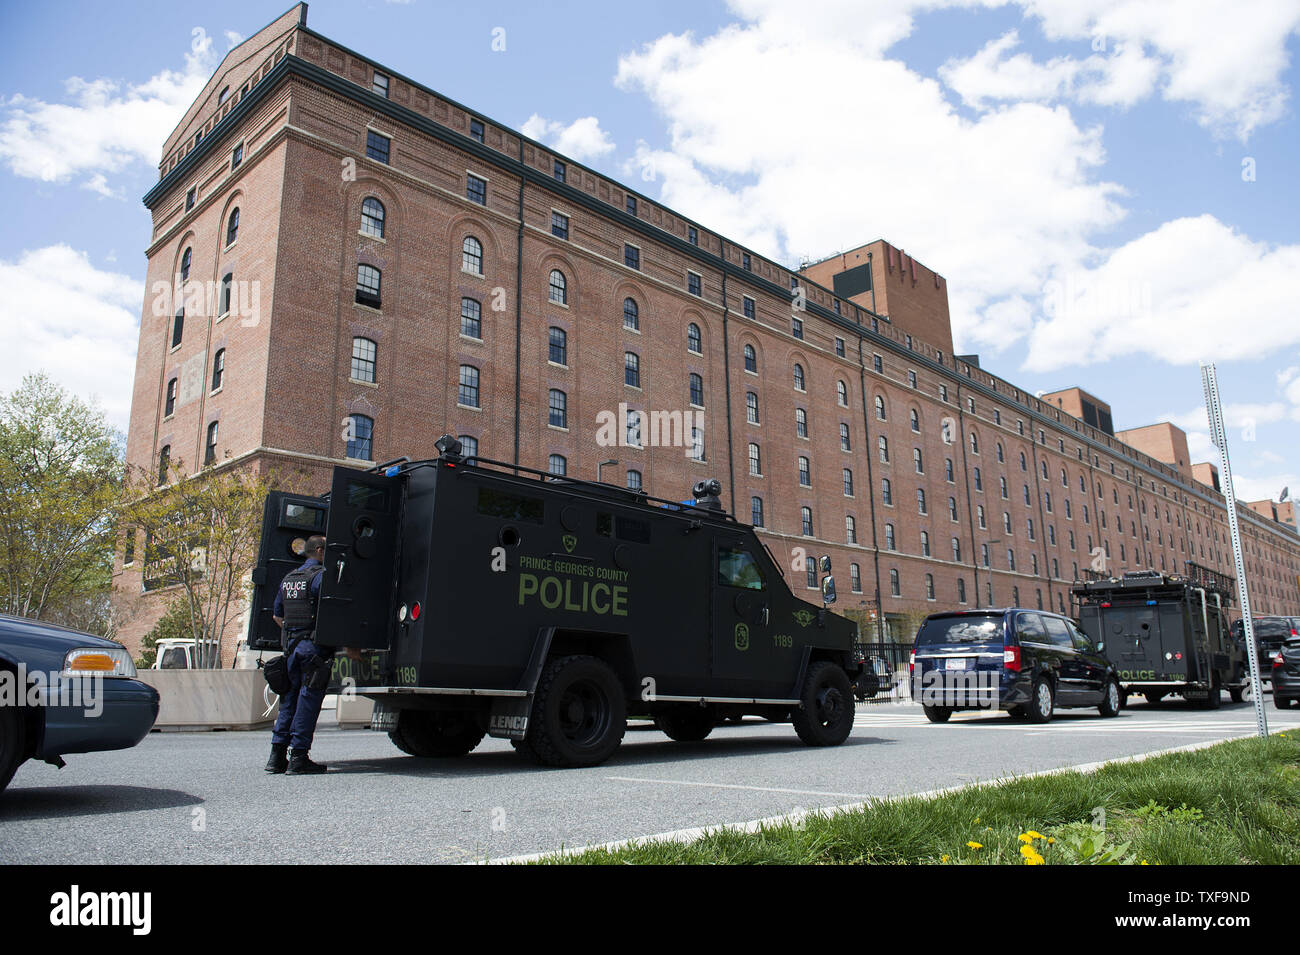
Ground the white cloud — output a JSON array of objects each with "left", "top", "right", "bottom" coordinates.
[
  {"left": 0, "top": 245, "right": 142, "bottom": 430},
  {"left": 224, "top": 31, "right": 244, "bottom": 50},
  {"left": 0, "top": 34, "right": 217, "bottom": 193},
  {"left": 1025, "top": 216, "right": 1300, "bottom": 371},
  {"left": 520, "top": 114, "right": 616, "bottom": 162}
]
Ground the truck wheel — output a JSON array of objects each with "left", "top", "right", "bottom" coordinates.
[
  {"left": 654, "top": 706, "right": 715, "bottom": 742},
  {"left": 923, "top": 705, "right": 952, "bottom": 723},
  {"left": 1228, "top": 686, "right": 1245, "bottom": 704},
  {"left": 1200, "top": 674, "right": 1221, "bottom": 710},
  {"left": 524, "top": 655, "right": 626, "bottom": 767},
  {"left": 1275, "top": 696, "right": 1294, "bottom": 710},
  {"left": 791, "top": 662, "right": 855, "bottom": 746},
  {"left": 0, "top": 702, "right": 27, "bottom": 793},
  {"left": 855, "top": 672, "right": 880, "bottom": 701},
  {"left": 389, "top": 710, "right": 486, "bottom": 757},
  {"left": 1099, "top": 679, "right": 1122, "bottom": 718},
  {"left": 1026, "top": 678, "right": 1055, "bottom": 724}
]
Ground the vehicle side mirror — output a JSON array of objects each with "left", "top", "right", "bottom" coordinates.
[
  {"left": 819, "top": 555, "right": 832, "bottom": 574},
  {"left": 1096, "top": 641, "right": 1105, "bottom": 652},
  {"left": 821, "top": 575, "right": 837, "bottom": 605}
]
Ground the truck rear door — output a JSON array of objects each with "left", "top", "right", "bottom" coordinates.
[
  {"left": 314, "top": 467, "right": 402, "bottom": 650},
  {"left": 248, "top": 491, "right": 329, "bottom": 651}
]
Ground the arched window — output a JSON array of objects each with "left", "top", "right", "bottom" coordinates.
[
  {"left": 878, "top": 435, "right": 889, "bottom": 462},
  {"left": 689, "top": 373, "right": 704, "bottom": 407},
  {"left": 690, "top": 427, "right": 705, "bottom": 462},
  {"left": 220, "top": 272, "right": 233, "bottom": 315},
  {"left": 805, "top": 557, "right": 817, "bottom": 589},
  {"left": 345, "top": 414, "right": 374, "bottom": 460},
  {"left": 688, "top": 323, "right": 702, "bottom": 354},
  {"left": 875, "top": 395, "right": 886, "bottom": 420},
  {"left": 996, "top": 442, "right": 1004, "bottom": 463},
  {"left": 846, "top": 515, "right": 857, "bottom": 544},
  {"left": 751, "top": 496, "right": 764, "bottom": 527},
  {"left": 837, "top": 381, "right": 848, "bottom": 406},
  {"left": 843, "top": 468, "right": 854, "bottom": 496},
  {"left": 350, "top": 337, "right": 377, "bottom": 382},
  {"left": 355, "top": 264, "right": 381, "bottom": 307},
  {"left": 978, "top": 504, "right": 986, "bottom": 528},
  {"left": 204, "top": 421, "right": 219, "bottom": 466},
  {"left": 969, "top": 430, "right": 979, "bottom": 454},
  {"left": 548, "top": 269, "right": 567, "bottom": 304},
  {"left": 164, "top": 378, "right": 178, "bottom": 417},
  {"left": 626, "top": 469, "right": 642, "bottom": 491},
  {"left": 801, "top": 507, "right": 813, "bottom": 536},
  {"left": 952, "top": 537, "right": 961, "bottom": 561},
  {"left": 885, "top": 523, "right": 896, "bottom": 550},
  {"left": 881, "top": 478, "right": 892, "bottom": 505},
  {"left": 743, "top": 343, "right": 756, "bottom": 371},
  {"left": 920, "top": 531, "right": 930, "bottom": 556},
  {"left": 890, "top": 568, "right": 900, "bottom": 596},
  {"left": 459, "top": 435, "right": 478, "bottom": 459},
  {"left": 913, "top": 448, "right": 924, "bottom": 474},
  {"left": 548, "top": 389, "right": 567, "bottom": 429},
  {"left": 926, "top": 574, "right": 935, "bottom": 600},
  {"left": 793, "top": 363, "right": 805, "bottom": 391},
  {"left": 460, "top": 297, "right": 482, "bottom": 338},
  {"left": 157, "top": 445, "right": 170, "bottom": 484},
  {"left": 746, "top": 392, "right": 759, "bottom": 424},
  {"left": 225, "top": 207, "right": 239, "bottom": 246},
  {"left": 462, "top": 236, "right": 483, "bottom": 274},
  {"left": 798, "top": 456, "right": 811, "bottom": 487},
  {"left": 949, "top": 496, "right": 958, "bottom": 521},
  {"left": 623, "top": 297, "right": 639, "bottom": 331},
  {"left": 548, "top": 454, "right": 567, "bottom": 476},
  {"left": 957, "top": 578, "right": 967, "bottom": 603},
  {"left": 1061, "top": 467, "right": 1068, "bottom": 487},
  {"left": 361, "top": 197, "right": 385, "bottom": 238},
  {"left": 624, "top": 352, "right": 640, "bottom": 387},
  {"left": 796, "top": 408, "right": 808, "bottom": 438},
  {"left": 840, "top": 423, "right": 850, "bottom": 451},
  {"left": 850, "top": 564, "right": 862, "bottom": 593},
  {"left": 548, "top": 326, "right": 566, "bottom": 365},
  {"left": 748, "top": 443, "right": 761, "bottom": 475},
  {"left": 210, "top": 348, "right": 225, "bottom": 391},
  {"left": 910, "top": 409, "right": 920, "bottom": 432},
  {"left": 917, "top": 488, "right": 927, "bottom": 514},
  {"left": 458, "top": 365, "right": 480, "bottom": 407},
  {"left": 179, "top": 247, "right": 191, "bottom": 282},
  {"left": 1019, "top": 451, "right": 1027, "bottom": 471},
  {"left": 1003, "top": 511, "right": 1012, "bottom": 533}
]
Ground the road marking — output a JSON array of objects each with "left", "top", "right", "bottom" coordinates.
[{"left": 606, "top": 776, "right": 867, "bottom": 799}]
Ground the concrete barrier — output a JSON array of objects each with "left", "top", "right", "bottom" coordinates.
[{"left": 136, "top": 669, "right": 281, "bottom": 730}]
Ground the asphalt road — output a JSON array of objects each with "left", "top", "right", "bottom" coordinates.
[{"left": 3, "top": 695, "right": 1297, "bottom": 864}]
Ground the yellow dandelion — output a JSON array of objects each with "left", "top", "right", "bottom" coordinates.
[
  {"left": 973, "top": 817, "right": 980, "bottom": 824},
  {"left": 1020, "top": 845, "right": 1045, "bottom": 865},
  {"left": 941, "top": 854, "right": 950, "bottom": 862},
  {"left": 1024, "top": 830, "right": 1044, "bottom": 840},
  {"left": 1047, "top": 837, "right": 1056, "bottom": 844},
  {"left": 1140, "top": 860, "right": 1149, "bottom": 865},
  {"left": 967, "top": 841, "right": 983, "bottom": 850}
]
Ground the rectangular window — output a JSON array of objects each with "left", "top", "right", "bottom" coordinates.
[
  {"left": 688, "top": 272, "right": 701, "bottom": 296},
  {"left": 742, "top": 252, "right": 751, "bottom": 270},
  {"left": 366, "top": 130, "right": 390, "bottom": 164},
  {"left": 835, "top": 338, "right": 845, "bottom": 357},
  {"left": 743, "top": 296, "right": 755, "bottom": 319},
  {"left": 688, "top": 226, "right": 698, "bottom": 246},
  {"left": 466, "top": 174, "right": 486, "bottom": 205},
  {"left": 873, "top": 354, "right": 882, "bottom": 374},
  {"left": 185, "top": 187, "right": 195, "bottom": 211},
  {"left": 372, "top": 71, "right": 389, "bottom": 97},
  {"left": 172, "top": 310, "right": 184, "bottom": 349},
  {"left": 626, "top": 195, "right": 637, "bottom": 216},
  {"left": 553, "top": 159, "right": 566, "bottom": 182},
  {"left": 470, "top": 119, "right": 485, "bottom": 143},
  {"left": 792, "top": 317, "right": 803, "bottom": 340},
  {"left": 231, "top": 143, "right": 243, "bottom": 169},
  {"left": 551, "top": 212, "right": 568, "bottom": 240},
  {"left": 477, "top": 487, "right": 544, "bottom": 524},
  {"left": 624, "top": 244, "right": 640, "bottom": 270}
]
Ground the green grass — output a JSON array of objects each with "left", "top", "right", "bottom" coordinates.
[{"left": 533, "top": 732, "right": 1300, "bottom": 865}]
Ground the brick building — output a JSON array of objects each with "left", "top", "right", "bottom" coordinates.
[{"left": 113, "top": 4, "right": 1300, "bottom": 661}]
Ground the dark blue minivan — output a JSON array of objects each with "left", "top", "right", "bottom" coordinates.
[{"left": 910, "top": 608, "right": 1121, "bottom": 724}]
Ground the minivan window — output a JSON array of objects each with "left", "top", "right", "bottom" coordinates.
[
  {"left": 1042, "top": 615, "right": 1074, "bottom": 648},
  {"left": 916, "top": 615, "right": 1003, "bottom": 646},
  {"left": 1067, "top": 620, "right": 1094, "bottom": 650},
  {"left": 1015, "top": 612, "right": 1048, "bottom": 644}
]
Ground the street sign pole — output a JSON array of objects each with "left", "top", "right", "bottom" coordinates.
[{"left": 1200, "top": 363, "right": 1268, "bottom": 739}]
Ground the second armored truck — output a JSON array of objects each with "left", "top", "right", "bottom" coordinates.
[{"left": 249, "top": 438, "right": 860, "bottom": 767}]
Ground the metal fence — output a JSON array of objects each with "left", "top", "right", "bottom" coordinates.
[{"left": 853, "top": 641, "right": 915, "bottom": 706}]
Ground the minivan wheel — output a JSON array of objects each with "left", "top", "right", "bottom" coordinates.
[
  {"left": 0, "top": 703, "right": 26, "bottom": 794},
  {"left": 923, "top": 705, "right": 952, "bottom": 723},
  {"left": 1026, "top": 679, "right": 1054, "bottom": 724},
  {"left": 1099, "top": 679, "right": 1121, "bottom": 718}
]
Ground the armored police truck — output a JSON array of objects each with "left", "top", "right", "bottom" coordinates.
[
  {"left": 1071, "top": 567, "right": 1247, "bottom": 708},
  {"left": 249, "top": 437, "right": 859, "bottom": 767}
]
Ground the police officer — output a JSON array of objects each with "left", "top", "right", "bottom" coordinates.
[{"left": 267, "top": 535, "right": 331, "bottom": 774}]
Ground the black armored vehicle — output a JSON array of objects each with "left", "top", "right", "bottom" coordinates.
[
  {"left": 1071, "top": 567, "right": 1248, "bottom": 707},
  {"left": 249, "top": 437, "right": 859, "bottom": 767}
]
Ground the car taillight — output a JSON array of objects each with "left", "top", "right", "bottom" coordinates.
[
  {"left": 909, "top": 650, "right": 915, "bottom": 676},
  {"left": 1003, "top": 646, "right": 1021, "bottom": 671},
  {"left": 1274, "top": 654, "right": 1285, "bottom": 668}
]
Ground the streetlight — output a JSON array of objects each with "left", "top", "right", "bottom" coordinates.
[{"left": 598, "top": 459, "right": 618, "bottom": 483}]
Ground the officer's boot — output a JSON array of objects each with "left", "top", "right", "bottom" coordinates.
[
  {"left": 265, "top": 742, "right": 289, "bottom": 774},
  {"left": 286, "top": 749, "right": 327, "bottom": 775}
]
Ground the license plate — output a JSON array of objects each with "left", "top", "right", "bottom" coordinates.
[
  {"left": 369, "top": 703, "right": 398, "bottom": 731},
  {"left": 945, "top": 658, "right": 969, "bottom": 671}
]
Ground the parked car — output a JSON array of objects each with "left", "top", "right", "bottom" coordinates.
[
  {"left": 1272, "top": 637, "right": 1300, "bottom": 709},
  {"left": 1230, "top": 616, "right": 1297, "bottom": 684},
  {"left": 852, "top": 648, "right": 895, "bottom": 701},
  {"left": 910, "top": 608, "right": 1121, "bottom": 724},
  {"left": 0, "top": 614, "right": 160, "bottom": 793}
]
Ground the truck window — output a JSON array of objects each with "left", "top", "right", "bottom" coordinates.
[
  {"left": 616, "top": 516, "right": 650, "bottom": 544},
  {"left": 477, "top": 487, "right": 544, "bottom": 524},
  {"left": 282, "top": 501, "right": 325, "bottom": 531},
  {"left": 346, "top": 482, "right": 389, "bottom": 512},
  {"left": 718, "top": 548, "right": 765, "bottom": 590}
]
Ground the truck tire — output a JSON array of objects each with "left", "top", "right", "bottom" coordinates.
[
  {"left": 791, "top": 662, "right": 855, "bottom": 746},
  {"left": 654, "top": 706, "right": 715, "bottom": 742},
  {"left": 523, "top": 655, "right": 626, "bottom": 767},
  {"left": 389, "top": 710, "right": 485, "bottom": 757},
  {"left": 1026, "top": 678, "right": 1055, "bottom": 724},
  {"left": 1199, "top": 673, "right": 1221, "bottom": 710},
  {"left": 1229, "top": 686, "right": 1245, "bottom": 704},
  {"left": 1098, "top": 678, "right": 1122, "bottom": 718},
  {"left": 1275, "top": 696, "right": 1294, "bottom": 710},
  {"left": 0, "top": 702, "right": 26, "bottom": 793}
]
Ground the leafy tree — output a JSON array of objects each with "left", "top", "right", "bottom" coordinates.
[
  {"left": 128, "top": 455, "right": 275, "bottom": 668},
  {"left": 0, "top": 374, "right": 124, "bottom": 634}
]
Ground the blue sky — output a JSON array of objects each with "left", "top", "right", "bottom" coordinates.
[{"left": 1, "top": 0, "right": 1298, "bottom": 506}]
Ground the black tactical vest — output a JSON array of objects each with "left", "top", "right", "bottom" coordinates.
[{"left": 280, "top": 564, "right": 325, "bottom": 634}]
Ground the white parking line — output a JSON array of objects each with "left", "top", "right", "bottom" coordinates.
[{"left": 606, "top": 776, "right": 868, "bottom": 799}]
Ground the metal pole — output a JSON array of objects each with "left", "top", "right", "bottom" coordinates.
[{"left": 1200, "top": 363, "right": 1268, "bottom": 738}]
